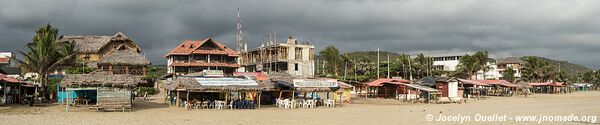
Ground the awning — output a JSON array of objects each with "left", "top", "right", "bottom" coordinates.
[
  {"left": 473, "top": 80, "right": 520, "bottom": 87},
  {"left": 401, "top": 83, "right": 439, "bottom": 92},
  {"left": 458, "top": 79, "right": 490, "bottom": 86},
  {"left": 194, "top": 77, "right": 259, "bottom": 86},
  {"left": 0, "top": 73, "right": 22, "bottom": 83},
  {"left": 366, "top": 78, "right": 411, "bottom": 87}
]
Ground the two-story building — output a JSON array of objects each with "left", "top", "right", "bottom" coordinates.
[
  {"left": 58, "top": 32, "right": 150, "bottom": 75},
  {"left": 164, "top": 38, "right": 240, "bottom": 75},
  {"left": 496, "top": 57, "right": 525, "bottom": 79}
]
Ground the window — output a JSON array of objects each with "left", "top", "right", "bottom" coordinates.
[{"left": 295, "top": 63, "right": 299, "bottom": 71}]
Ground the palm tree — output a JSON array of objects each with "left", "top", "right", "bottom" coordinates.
[
  {"left": 18, "top": 24, "right": 74, "bottom": 102},
  {"left": 472, "top": 51, "right": 490, "bottom": 79},
  {"left": 521, "top": 56, "right": 557, "bottom": 82},
  {"left": 319, "top": 46, "right": 342, "bottom": 76},
  {"left": 502, "top": 67, "right": 516, "bottom": 82},
  {"left": 454, "top": 54, "right": 479, "bottom": 79}
]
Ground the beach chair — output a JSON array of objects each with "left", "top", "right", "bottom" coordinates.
[
  {"left": 215, "top": 101, "right": 224, "bottom": 110},
  {"left": 227, "top": 101, "right": 234, "bottom": 109},
  {"left": 283, "top": 100, "right": 292, "bottom": 109},
  {"left": 201, "top": 101, "right": 209, "bottom": 109}
]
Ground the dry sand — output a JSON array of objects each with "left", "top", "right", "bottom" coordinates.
[{"left": 1, "top": 91, "right": 599, "bottom": 125}]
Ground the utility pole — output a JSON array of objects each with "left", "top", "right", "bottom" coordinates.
[
  {"left": 387, "top": 54, "right": 390, "bottom": 78},
  {"left": 377, "top": 48, "right": 380, "bottom": 78},
  {"left": 408, "top": 55, "right": 413, "bottom": 81},
  {"left": 344, "top": 61, "right": 348, "bottom": 81}
]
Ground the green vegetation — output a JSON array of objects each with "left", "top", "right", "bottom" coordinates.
[
  {"left": 18, "top": 24, "right": 74, "bottom": 100},
  {"left": 318, "top": 48, "right": 594, "bottom": 85},
  {"left": 135, "top": 87, "right": 158, "bottom": 95},
  {"left": 502, "top": 67, "right": 515, "bottom": 82}
]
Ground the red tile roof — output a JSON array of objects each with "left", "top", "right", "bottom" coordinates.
[
  {"left": 473, "top": 80, "right": 520, "bottom": 87},
  {"left": 0, "top": 73, "right": 22, "bottom": 83},
  {"left": 529, "top": 82, "right": 564, "bottom": 87},
  {"left": 457, "top": 79, "right": 490, "bottom": 86},
  {"left": 366, "top": 78, "right": 411, "bottom": 87},
  {"left": 164, "top": 38, "right": 239, "bottom": 57},
  {"left": 0, "top": 57, "right": 10, "bottom": 64}
]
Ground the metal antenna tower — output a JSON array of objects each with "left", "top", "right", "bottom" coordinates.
[{"left": 236, "top": 8, "right": 246, "bottom": 52}]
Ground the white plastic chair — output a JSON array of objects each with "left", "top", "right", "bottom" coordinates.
[
  {"left": 325, "top": 99, "right": 335, "bottom": 107},
  {"left": 275, "top": 99, "right": 281, "bottom": 107},
  {"left": 283, "top": 100, "right": 292, "bottom": 109},
  {"left": 215, "top": 101, "right": 224, "bottom": 110},
  {"left": 227, "top": 101, "right": 234, "bottom": 110}
]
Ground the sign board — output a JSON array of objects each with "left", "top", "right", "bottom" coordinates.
[
  {"left": 195, "top": 77, "right": 259, "bottom": 86},
  {"left": 203, "top": 70, "right": 224, "bottom": 77},
  {"left": 233, "top": 72, "right": 263, "bottom": 77},
  {"left": 293, "top": 79, "right": 338, "bottom": 88}
]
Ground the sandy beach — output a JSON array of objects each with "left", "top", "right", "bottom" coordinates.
[{"left": 1, "top": 91, "right": 599, "bottom": 125}]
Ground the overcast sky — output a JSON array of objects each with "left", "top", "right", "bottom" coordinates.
[{"left": 1, "top": 0, "right": 599, "bottom": 68}]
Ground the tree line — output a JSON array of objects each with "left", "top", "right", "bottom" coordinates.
[{"left": 317, "top": 46, "right": 592, "bottom": 85}]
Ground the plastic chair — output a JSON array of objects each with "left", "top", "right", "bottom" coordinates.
[{"left": 227, "top": 101, "right": 234, "bottom": 110}]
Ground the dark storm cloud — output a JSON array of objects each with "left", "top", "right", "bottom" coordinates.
[{"left": 1, "top": 0, "right": 599, "bottom": 68}]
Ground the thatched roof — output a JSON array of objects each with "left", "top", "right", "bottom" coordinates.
[
  {"left": 497, "top": 57, "right": 525, "bottom": 65},
  {"left": 268, "top": 72, "right": 295, "bottom": 83},
  {"left": 98, "top": 49, "right": 150, "bottom": 66},
  {"left": 167, "top": 76, "right": 277, "bottom": 92},
  {"left": 61, "top": 71, "right": 145, "bottom": 88},
  {"left": 60, "top": 32, "right": 140, "bottom": 53}
]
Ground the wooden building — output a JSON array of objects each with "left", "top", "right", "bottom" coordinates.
[
  {"left": 60, "top": 71, "right": 146, "bottom": 112},
  {"left": 58, "top": 32, "right": 149, "bottom": 75},
  {"left": 164, "top": 38, "right": 240, "bottom": 75}
]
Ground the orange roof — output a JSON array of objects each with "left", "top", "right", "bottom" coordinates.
[
  {"left": 529, "top": 82, "right": 564, "bottom": 87},
  {"left": 0, "top": 73, "right": 22, "bottom": 83},
  {"left": 0, "top": 57, "right": 9, "bottom": 64},
  {"left": 164, "top": 38, "right": 239, "bottom": 57},
  {"left": 366, "top": 78, "right": 411, "bottom": 86},
  {"left": 457, "top": 79, "right": 490, "bottom": 86},
  {"left": 473, "top": 80, "right": 520, "bottom": 87}
]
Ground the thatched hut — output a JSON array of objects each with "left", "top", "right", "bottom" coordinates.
[
  {"left": 59, "top": 32, "right": 144, "bottom": 68},
  {"left": 166, "top": 74, "right": 277, "bottom": 109},
  {"left": 60, "top": 71, "right": 145, "bottom": 112},
  {"left": 98, "top": 48, "right": 150, "bottom": 75}
]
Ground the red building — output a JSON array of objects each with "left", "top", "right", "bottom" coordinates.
[{"left": 165, "top": 38, "right": 240, "bottom": 75}]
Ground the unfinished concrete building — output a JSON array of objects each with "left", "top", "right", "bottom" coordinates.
[{"left": 240, "top": 36, "right": 315, "bottom": 78}]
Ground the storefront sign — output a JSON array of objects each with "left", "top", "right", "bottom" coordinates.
[{"left": 293, "top": 79, "right": 338, "bottom": 88}]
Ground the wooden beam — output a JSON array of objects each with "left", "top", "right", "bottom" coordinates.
[
  {"left": 125, "top": 65, "right": 129, "bottom": 75},
  {"left": 176, "top": 91, "right": 180, "bottom": 107}
]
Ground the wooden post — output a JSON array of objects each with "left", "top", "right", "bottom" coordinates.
[
  {"left": 125, "top": 65, "right": 129, "bottom": 74},
  {"left": 176, "top": 91, "right": 180, "bottom": 107},
  {"left": 257, "top": 91, "right": 262, "bottom": 108},
  {"left": 225, "top": 92, "right": 228, "bottom": 109},
  {"left": 278, "top": 91, "right": 283, "bottom": 99},
  {"left": 143, "top": 66, "right": 147, "bottom": 76},
  {"left": 108, "top": 65, "right": 113, "bottom": 75},
  {"left": 291, "top": 90, "right": 295, "bottom": 109},
  {"left": 365, "top": 86, "right": 368, "bottom": 100},
  {"left": 186, "top": 91, "right": 189, "bottom": 104}
]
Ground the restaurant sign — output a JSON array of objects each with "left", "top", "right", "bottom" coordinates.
[
  {"left": 195, "top": 77, "right": 258, "bottom": 86},
  {"left": 293, "top": 79, "right": 338, "bottom": 88},
  {"left": 203, "top": 70, "right": 224, "bottom": 77}
]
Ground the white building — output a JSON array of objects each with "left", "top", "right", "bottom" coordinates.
[{"left": 426, "top": 52, "right": 501, "bottom": 80}]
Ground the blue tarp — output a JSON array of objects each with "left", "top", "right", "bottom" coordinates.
[{"left": 57, "top": 90, "right": 97, "bottom": 103}]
